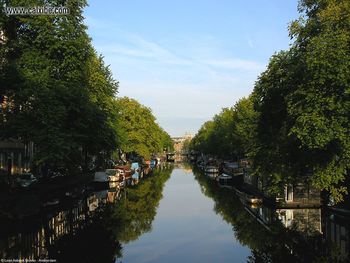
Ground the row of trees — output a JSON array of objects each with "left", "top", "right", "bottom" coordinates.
[
  {"left": 190, "top": 0, "right": 350, "bottom": 202},
  {"left": 117, "top": 97, "right": 173, "bottom": 159},
  {"left": 190, "top": 97, "right": 257, "bottom": 160},
  {"left": 0, "top": 0, "right": 172, "bottom": 173}
]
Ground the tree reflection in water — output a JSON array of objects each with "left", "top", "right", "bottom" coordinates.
[
  {"left": 53, "top": 164, "right": 174, "bottom": 263},
  {"left": 192, "top": 166, "right": 349, "bottom": 263}
]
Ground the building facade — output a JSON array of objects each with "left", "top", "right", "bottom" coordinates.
[{"left": 0, "top": 140, "right": 34, "bottom": 176}]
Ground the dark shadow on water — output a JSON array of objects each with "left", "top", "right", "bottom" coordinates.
[
  {"left": 191, "top": 165, "right": 350, "bottom": 263},
  {"left": 0, "top": 164, "right": 174, "bottom": 263}
]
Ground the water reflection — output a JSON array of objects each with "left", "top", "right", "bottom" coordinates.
[
  {"left": 192, "top": 165, "right": 350, "bottom": 262},
  {"left": 0, "top": 164, "right": 174, "bottom": 263},
  {"left": 118, "top": 165, "right": 251, "bottom": 263},
  {"left": 1, "top": 164, "right": 348, "bottom": 262}
]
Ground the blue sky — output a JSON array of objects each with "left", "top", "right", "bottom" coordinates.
[{"left": 84, "top": 0, "right": 300, "bottom": 137}]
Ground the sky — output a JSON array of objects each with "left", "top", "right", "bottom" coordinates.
[{"left": 84, "top": 0, "right": 300, "bottom": 137}]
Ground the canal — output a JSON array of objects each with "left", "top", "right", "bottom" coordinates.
[
  {"left": 0, "top": 164, "right": 349, "bottom": 262},
  {"left": 118, "top": 165, "right": 250, "bottom": 263}
]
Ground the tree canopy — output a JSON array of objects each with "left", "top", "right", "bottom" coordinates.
[
  {"left": 190, "top": 96, "right": 257, "bottom": 160},
  {"left": 0, "top": 0, "right": 171, "bottom": 173},
  {"left": 190, "top": 0, "right": 350, "bottom": 202},
  {"left": 116, "top": 97, "right": 173, "bottom": 160},
  {"left": 1, "top": 0, "right": 121, "bottom": 171}
]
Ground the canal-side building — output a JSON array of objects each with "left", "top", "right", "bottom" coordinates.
[
  {"left": 281, "top": 182, "right": 321, "bottom": 207},
  {"left": 0, "top": 140, "right": 34, "bottom": 176},
  {"left": 276, "top": 208, "right": 322, "bottom": 233},
  {"left": 322, "top": 208, "right": 350, "bottom": 260},
  {"left": 1, "top": 82, "right": 35, "bottom": 175},
  {"left": 243, "top": 173, "right": 321, "bottom": 207}
]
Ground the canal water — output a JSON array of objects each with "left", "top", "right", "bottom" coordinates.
[
  {"left": 0, "top": 164, "right": 349, "bottom": 262},
  {"left": 118, "top": 165, "right": 250, "bottom": 263}
]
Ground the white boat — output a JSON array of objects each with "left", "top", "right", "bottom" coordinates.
[
  {"left": 94, "top": 171, "right": 108, "bottom": 183},
  {"left": 205, "top": 166, "right": 219, "bottom": 173},
  {"left": 216, "top": 173, "right": 233, "bottom": 181},
  {"left": 206, "top": 172, "right": 219, "bottom": 180},
  {"left": 105, "top": 169, "right": 121, "bottom": 182}
]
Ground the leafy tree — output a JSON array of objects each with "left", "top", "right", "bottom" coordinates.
[
  {"left": 116, "top": 97, "right": 172, "bottom": 159},
  {"left": 253, "top": 0, "right": 350, "bottom": 201},
  {"left": 212, "top": 107, "right": 235, "bottom": 158},
  {"left": 190, "top": 96, "right": 257, "bottom": 161},
  {"left": 192, "top": 0, "right": 350, "bottom": 202},
  {"left": 252, "top": 50, "right": 301, "bottom": 194},
  {"left": 0, "top": 0, "right": 121, "bottom": 173},
  {"left": 286, "top": 0, "right": 350, "bottom": 201},
  {"left": 190, "top": 120, "right": 216, "bottom": 155},
  {"left": 231, "top": 96, "right": 258, "bottom": 159}
]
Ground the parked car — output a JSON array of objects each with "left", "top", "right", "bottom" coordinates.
[{"left": 16, "top": 173, "right": 37, "bottom": 188}]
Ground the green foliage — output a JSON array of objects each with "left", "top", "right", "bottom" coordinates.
[
  {"left": 253, "top": 0, "right": 350, "bottom": 201},
  {"left": 190, "top": 96, "right": 257, "bottom": 160},
  {"left": 190, "top": 120, "right": 216, "bottom": 155},
  {"left": 231, "top": 97, "right": 258, "bottom": 158},
  {"left": 116, "top": 97, "right": 173, "bottom": 159},
  {"left": 191, "top": 0, "right": 350, "bottom": 202},
  {"left": 0, "top": 0, "right": 121, "bottom": 172}
]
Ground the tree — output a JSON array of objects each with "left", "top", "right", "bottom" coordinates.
[
  {"left": 191, "top": 0, "right": 349, "bottom": 202},
  {"left": 190, "top": 97, "right": 257, "bottom": 161},
  {"left": 287, "top": 0, "right": 350, "bottom": 201},
  {"left": 252, "top": 0, "right": 350, "bottom": 201},
  {"left": 0, "top": 0, "right": 121, "bottom": 173},
  {"left": 190, "top": 120, "right": 216, "bottom": 155},
  {"left": 252, "top": 51, "right": 301, "bottom": 193},
  {"left": 231, "top": 96, "right": 258, "bottom": 159},
  {"left": 116, "top": 97, "right": 172, "bottom": 159}
]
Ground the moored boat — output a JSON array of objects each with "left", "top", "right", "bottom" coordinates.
[
  {"left": 205, "top": 165, "right": 219, "bottom": 174},
  {"left": 216, "top": 173, "right": 232, "bottom": 182},
  {"left": 234, "top": 188, "right": 263, "bottom": 205},
  {"left": 93, "top": 171, "right": 108, "bottom": 183},
  {"left": 115, "top": 165, "right": 134, "bottom": 179},
  {"left": 105, "top": 169, "right": 122, "bottom": 182},
  {"left": 205, "top": 172, "right": 219, "bottom": 180}
]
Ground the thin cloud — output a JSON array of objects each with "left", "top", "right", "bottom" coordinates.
[
  {"left": 90, "top": 30, "right": 265, "bottom": 135},
  {"left": 111, "top": 33, "right": 194, "bottom": 66},
  {"left": 201, "top": 58, "right": 264, "bottom": 71},
  {"left": 97, "top": 32, "right": 263, "bottom": 71},
  {"left": 96, "top": 44, "right": 155, "bottom": 58},
  {"left": 248, "top": 38, "right": 254, "bottom": 48}
]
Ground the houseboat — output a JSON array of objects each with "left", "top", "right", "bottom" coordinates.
[{"left": 205, "top": 165, "right": 219, "bottom": 174}]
